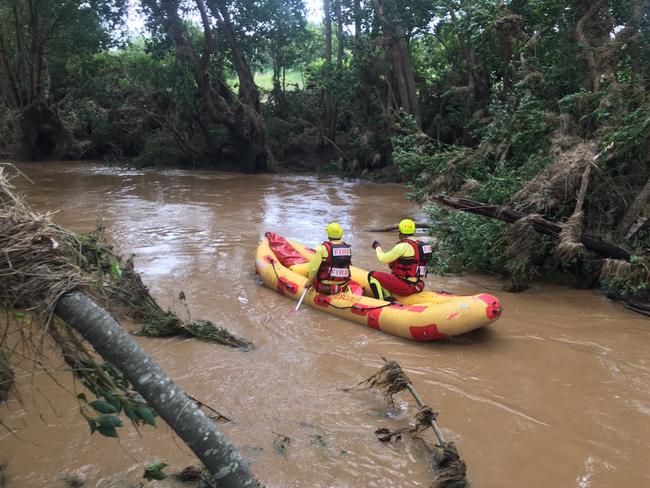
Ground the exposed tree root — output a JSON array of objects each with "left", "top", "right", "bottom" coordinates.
[{"left": 0, "top": 351, "right": 13, "bottom": 402}]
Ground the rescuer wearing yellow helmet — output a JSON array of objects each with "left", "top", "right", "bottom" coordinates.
[
  {"left": 305, "top": 222, "right": 352, "bottom": 295},
  {"left": 368, "top": 218, "right": 432, "bottom": 300}
]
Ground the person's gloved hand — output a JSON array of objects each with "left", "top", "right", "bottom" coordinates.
[{"left": 372, "top": 240, "right": 381, "bottom": 249}]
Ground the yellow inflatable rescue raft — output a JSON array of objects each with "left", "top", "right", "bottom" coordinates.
[{"left": 256, "top": 233, "right": 502, "bottom": 341}]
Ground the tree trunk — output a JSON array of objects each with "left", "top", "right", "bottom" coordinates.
[
  {"left": 575, "top": 0, "right": 606, "bottom": 94},
  {"left": 390, "top": 36, "right": 420, "bottom": 123},
  {"left": 151, "top": 0, "right": 274, "bottom": 172},
  {"left": 372, "top": 0, "right": 420, "bottom": 125},
  {"left": 437, "top": 195, "right": 631, "bottom": 260},
  {"left": 0, "top": 0, "right": 64, "bottom": 160},
  {"left": 210, "top": 0, "right": 261, "bottom": 113},
  {"left": 335, "top": 0, "right": 344, "bottom": 67},
  {"left": 617, "top": 175, "right": 650, "bottom": 239},
  {"left": 448, "top": 4, "right": 491, "bottom": 108},
  {"left": 16, "top": 99, "right": 64, "bottom": 160},
  {"left": 55, "top": 291, "right": 258, "bottom": 488},
  {"left": 574, "top": 0, "right": 647, "bottom": 94},
  {"left": 354, "top": 0, "right": 361, "bottom": 39},
  {"left": 324, "top": 0, "right": 332, "bottom": 63}
]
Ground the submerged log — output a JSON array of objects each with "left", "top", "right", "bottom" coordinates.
[
  {"left": 436, "top": 195, "right": 630, "bottom": 261},
  {"left": 55, "top": 291, "right": 258, "bottom": 488}
]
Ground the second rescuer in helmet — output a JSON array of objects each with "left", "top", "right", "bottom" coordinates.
[{"left": 368, "top": 218, "right": 432, "bottom": 301}]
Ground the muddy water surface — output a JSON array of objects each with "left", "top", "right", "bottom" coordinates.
[{"left": 1, "top": 162, "right": 649, "bottom": 487}]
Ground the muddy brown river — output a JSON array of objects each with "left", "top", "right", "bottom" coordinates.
[{"left": 1, "top": 162, "right": 649, "bottom": 487}]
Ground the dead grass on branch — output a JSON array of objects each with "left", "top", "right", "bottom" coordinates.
[
  {"left": 512, "top": 136, "right": 597, "bottom": 212},
  {"left": 556, "top": 211, "right": 586, "bottom": 261},
  {"left": 0, "top": 165, "right": 252, "bottom": 404},
  {"left": 601, "top": 258, "right": 650, "bottom": 283},
  {"left": 0, "top": 166, "right": 251, "bottom": 350},
  {"left": 504, "top": 214, "right": 544, "bottom": 291}
]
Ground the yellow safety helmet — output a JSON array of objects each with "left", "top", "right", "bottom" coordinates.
[
  {"left": 326, "top": 222, "right": 343, "bottom": 239},
  {"left": 399, "top": 218, "right": 416, "bottom": 235}
]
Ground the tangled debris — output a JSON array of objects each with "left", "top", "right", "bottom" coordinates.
[
  {"left": 272, "top": 432, "right": 293, "bottom": 456},
  {"left": 347, "top": 357, "right": 467, "bottom": 488},
  {"left": 0, "top": 166, "right": 258, "bottom": 483},
  {"left": 0, "top": 165, "right": 251, "bottom": 415},
  {"left": 504, "top": 214, "right": 545, "bottom": 291},
  {"left": 512, "top": 137, "right": 597, "bottom": 213},
  {"left": 0, "top": 166, "right": 252, "bottom": 349}
]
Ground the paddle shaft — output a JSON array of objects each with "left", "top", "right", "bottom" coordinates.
[{"left": 295, "top": 286, "right": 309, "bottom": 311}]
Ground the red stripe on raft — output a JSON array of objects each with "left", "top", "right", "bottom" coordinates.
[
  {"left": 264, "top": 255, "right": 274, "bottom": 264},
  {"left": 351, "top": 303, "right": 370, "bottom": 316},
  {"left": 367, "top": 308, "right": 382, "bottom": 329},
  {"left": 409, "top": 324, "right": 447, "bottom": 340},
  {"left": 476, "top": 294, "right": 502, "bottom": 319},
  {"left": 314, "top": 295, "right": 332, "bottom": 307},
  {"left": 278, "top": 277, "right": 299, "bottom": 295},
  {"left": 407, "top": 305, "right": 427, "bottom": 313}
]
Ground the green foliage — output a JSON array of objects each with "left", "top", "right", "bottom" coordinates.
[
  {"left": 426, "top": 205, "right": 509, "bottom": 275},
  {"left": 310, "top": 434, "right": 328, "bottom": 449},
  {"left": 76, "top": 360, "right": 158, "bottom": 439},
  {"left": 600, "top": 255, "right": 650, "bottom": 301},
  {"left": 134, "top": 131, "right": 189, "bottom": 168},
  {"left": 393, "top": 113, "right": 548, "bottom": 205},
  {"left": 143, "top": 462, "right": 169, "bottom": 481}
]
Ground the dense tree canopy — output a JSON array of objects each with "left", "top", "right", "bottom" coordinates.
[{"left": 1, "top": 0, "right": 649, "bottom": 295}]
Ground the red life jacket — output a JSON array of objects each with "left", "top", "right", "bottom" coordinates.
[
  {"left": 316, "top": 241, "right": 352, "bottom": 285},
  {"left": 388, "top": 239, "right": 432, "bottom": 280}
]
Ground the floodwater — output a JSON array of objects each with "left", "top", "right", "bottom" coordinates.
[{"left": 1, "top": 162, "right": 649, "bottom": 488}]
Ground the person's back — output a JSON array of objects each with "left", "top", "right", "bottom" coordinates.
[
  {"left": 305, "top": 222, "right": 352, "bottom": 295},
  {"left": 368, "top": 219, "right": 432, "bottom": 300}
]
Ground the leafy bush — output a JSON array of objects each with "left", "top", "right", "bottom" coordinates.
[
  {"left": 133, "top": 131, "right": 188, "bottom": 167},
  {"left": 425, "top": 205, "right": 509, "bottom": 275}
]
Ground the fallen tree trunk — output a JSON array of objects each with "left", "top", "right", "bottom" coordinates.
[
  {"left": 436, "top": 195, "right": 630, "bottom": 261},
  {"left": 365, "top": 222, "right": 431, "bottom": 232},
  {"left": 55, "top": 290, "right": 258, "bottom": 488}
]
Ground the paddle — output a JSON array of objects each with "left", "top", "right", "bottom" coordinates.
[{"left": 294, "top": 285, "right": 311, "bottom": 311}]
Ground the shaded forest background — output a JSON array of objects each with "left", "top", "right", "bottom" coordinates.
[{"left": 1, "top": 0, "right": 650, "bottom": 298}]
